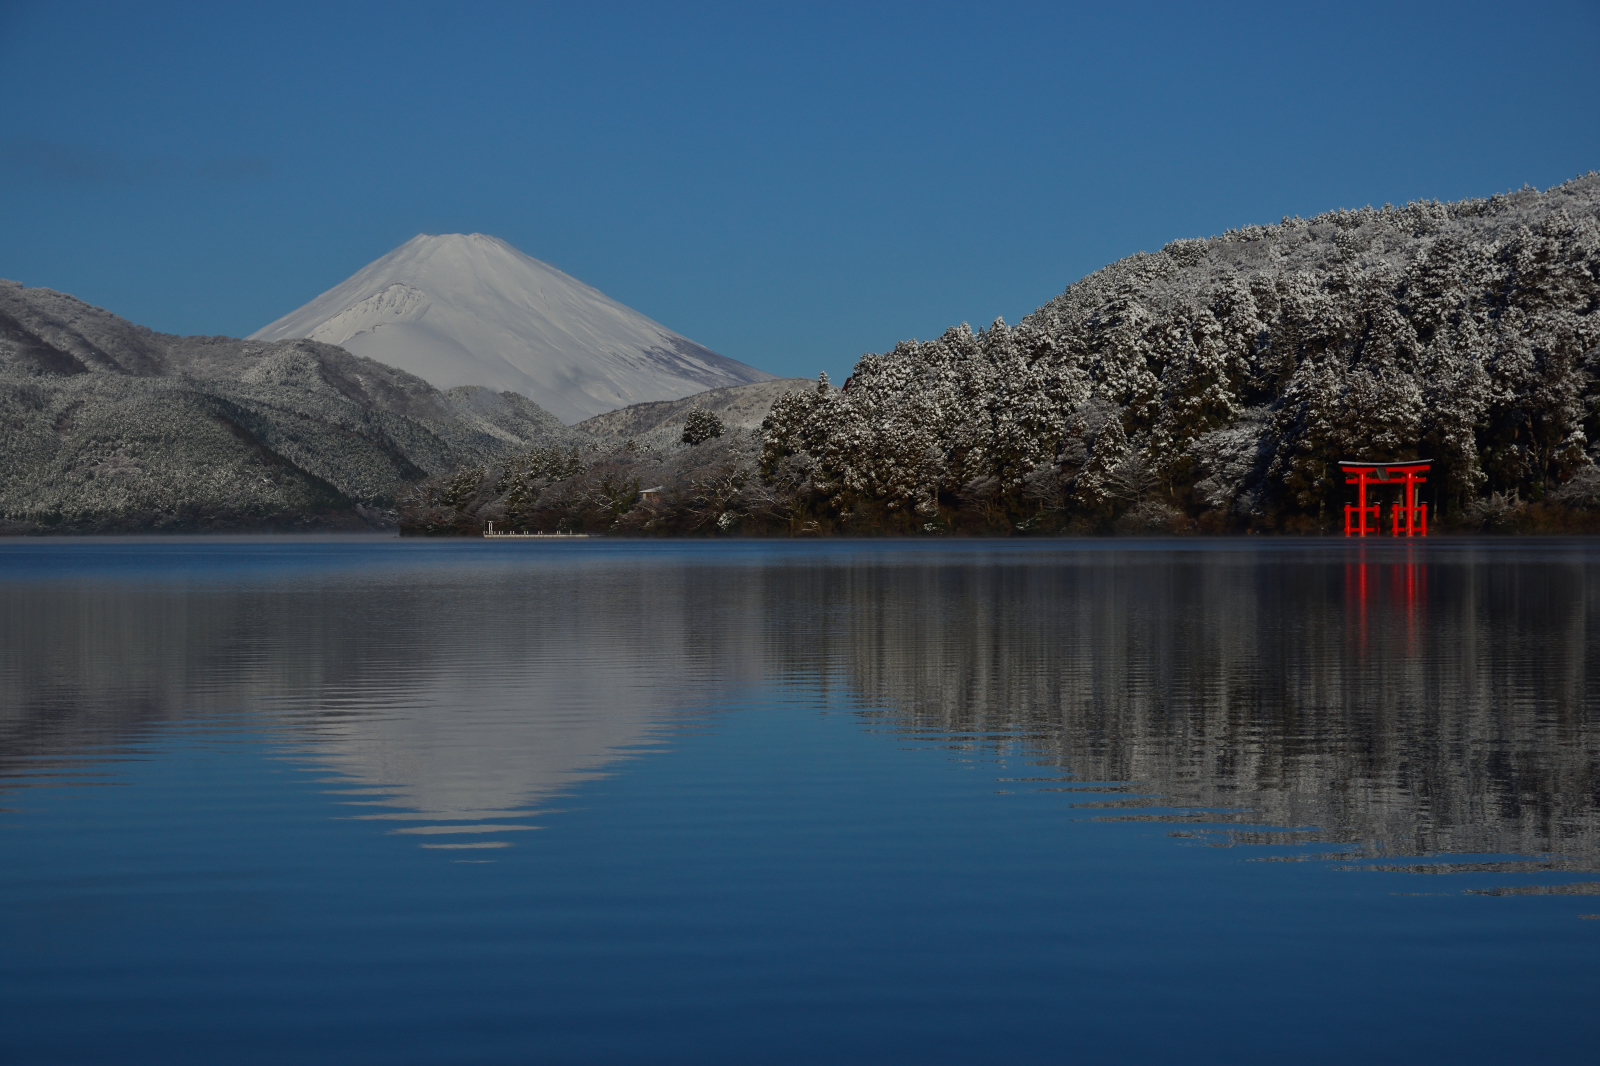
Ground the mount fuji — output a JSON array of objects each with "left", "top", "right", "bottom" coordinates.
[{"left": 251, "top": 233, "right": 773, "bottom": 423}]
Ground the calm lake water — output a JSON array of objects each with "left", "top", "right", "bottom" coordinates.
[{"left": 2, "top": 537, "right": 1597, "bottom": 1064}]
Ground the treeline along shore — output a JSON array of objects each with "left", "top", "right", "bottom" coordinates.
[
  {"left": 4, "top": 175, "right": 1599, "bottom": 536},
  {"left": 406, "top": 175, "right": 1600, "bottom": 536}
]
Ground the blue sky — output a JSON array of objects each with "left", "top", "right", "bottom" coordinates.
[{"left": 1, "top": 0, "right": 1597, "bottom": 382}]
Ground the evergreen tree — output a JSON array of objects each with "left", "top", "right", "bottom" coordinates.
[{"left": 682, "top": 408, "right": 724, "bottom": 445}]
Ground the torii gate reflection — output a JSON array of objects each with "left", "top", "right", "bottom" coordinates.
[
  {"left": 1345, "top": 546, "right": 1427, "bottom": 655},
  {"left": 1340, "top": 460, "right": 1430, "bottom": 536}
]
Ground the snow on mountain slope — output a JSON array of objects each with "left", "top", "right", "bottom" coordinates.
[{"left": 251, "top": 233, "right": 773, "bottom": 423}]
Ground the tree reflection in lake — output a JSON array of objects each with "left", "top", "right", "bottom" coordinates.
[
  {"left": 5, "top": 538, "right": 1600, "bottom": 1064},
  {"left": 774, "top": 542, "right": 1600, "bottom": 877},
  {"left": 2, "top": 539, "right": 1597, "bottom": 879}
]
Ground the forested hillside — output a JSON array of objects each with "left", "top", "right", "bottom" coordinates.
[
  {"left": 759, "top": 175, "right": 1600, "bottom": 533},
  {"left": 10, "top": 173, "right": 1600, "bottom": 538},
  {"left": 395, "top": 382, "right": 790, "bottom": 537}
]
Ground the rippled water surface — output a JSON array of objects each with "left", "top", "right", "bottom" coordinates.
[{"left": 2, "top": 537, "right": 1597, "bottom": 1064}]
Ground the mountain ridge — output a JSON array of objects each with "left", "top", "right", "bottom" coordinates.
[
  {"left": 575, "top": 378, "right": 814, "bottom": 443},
  {"left": 0, "top": 278, "right": 584, "bottom": 533},
  {"left": 251, "top": 233, "right": 774, "bottom": 423}
]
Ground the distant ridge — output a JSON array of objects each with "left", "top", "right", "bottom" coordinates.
[
  {"left": 0, "top": 279, "right": 581, "bottom": 533},
  {"left": 575, "top": 378, "right": 814, "bottom": 442},
  {"left": 252, "top": 233, "right": 774, "bottom": 423}
]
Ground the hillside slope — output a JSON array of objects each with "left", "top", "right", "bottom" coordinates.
[
  {"left": 761, "top": 175, "right": 1600, "bottom": 533},
  {"left": 575, "top": 378, "right": 812, "bottom": 443},
  {"left": 0, "top": 280, "right": 581, "bottom": 532}
]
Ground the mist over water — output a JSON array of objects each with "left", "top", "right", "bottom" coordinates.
[{"left": 2, "top": 538, "right": 1597, "bottom": 1064}]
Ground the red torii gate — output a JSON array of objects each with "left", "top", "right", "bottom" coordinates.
[{"left": 1340, "top": 460, "right": 1430, "bottom": 536}]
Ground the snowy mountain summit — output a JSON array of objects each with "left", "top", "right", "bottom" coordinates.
[{"left": 251, "top": 233, "right": 772, "bottom": 423}]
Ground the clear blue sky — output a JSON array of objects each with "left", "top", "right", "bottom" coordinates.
[{"left": 2, "top": 0, "right": 1597, "bottom": 383}]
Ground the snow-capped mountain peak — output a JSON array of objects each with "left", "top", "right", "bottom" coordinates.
[{"left": 251, "top": 233, "right": 772, "bottom": 423}]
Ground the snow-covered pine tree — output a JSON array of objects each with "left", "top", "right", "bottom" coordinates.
[{"left": 682, "top": 407, "right": 725, "bottom": 445}]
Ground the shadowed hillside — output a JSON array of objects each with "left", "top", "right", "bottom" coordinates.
[{"left": 0, "top": 281, "right": 582, "bottom": 532}]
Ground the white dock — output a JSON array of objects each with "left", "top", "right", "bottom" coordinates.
[{"left": 484, "top": 522, "right": 589, "bottom": 539}]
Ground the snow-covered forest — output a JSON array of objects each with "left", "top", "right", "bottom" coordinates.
[
  {"left": 395, "top": 383, "right": 799, "bottom": 537},
  {"left": 402, "top": 176, "right": 1600, "bottom": 536},
  {"left": 8, "top": 174, "right": 1600, "bottom": 536},
  {"left": 758, "top": 175, "right": 1600, "bottom": 534}
]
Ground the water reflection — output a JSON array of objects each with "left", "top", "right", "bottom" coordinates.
[
  {"left": 775, "top": 543, "right": 1600, "bottom": 878},
  {"left": 0, "top": 555, "right": 761, "bottom": 844},
  {"left": 2, "top": 540, "right": 1598, "bottom": 882}
]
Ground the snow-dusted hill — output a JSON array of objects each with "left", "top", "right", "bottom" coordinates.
[
  {"left": 576, "top": 377, "right": 814, "bottom": 442},
  {"left": 251, "top": 233, "right": 773, "bottom": 423},
  {"left": 0, "top": 279, "right": 583, "bottom": 533}
]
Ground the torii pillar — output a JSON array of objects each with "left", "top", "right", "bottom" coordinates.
[
  {"left": 1387, "top": 464, "right": 1429, "bottom": 536},
  {"left": 1341, "top": 464, "right": 1381, "bottom": 536}
]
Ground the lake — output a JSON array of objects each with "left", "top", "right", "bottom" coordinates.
[{"left": 2, "top": 537, "right": 1597, "bottom": 1064}]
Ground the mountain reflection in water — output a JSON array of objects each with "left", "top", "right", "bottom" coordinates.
[
  {"left": 5, "top": 539, "right": 1600, "bottom": 1064},
  {"left": 2, "top": 539, "right": 1597, "bottom": 880},
  {"left": 0, "top": 549, "right": 761, "bottom": 840}
]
